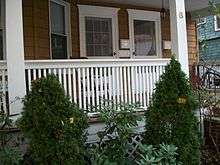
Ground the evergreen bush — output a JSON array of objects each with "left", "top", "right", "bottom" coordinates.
[
  {"left": 17, "top": 75, "right": 88, "bottom": 165},
  {"left": 144, "top": 57, "right": 200, "bottom": 164}
]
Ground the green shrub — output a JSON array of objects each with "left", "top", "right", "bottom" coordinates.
[
  {"left": 0, "top": 111, "right": 22, "bottom": 165},
  {"left": 90, "top": 102, "right": 142, "bottom": 164},
  {"left": 144, "top": 57, "right": 200, "bottom": 164},
  {"left": 136, "top": 143, "right": 182, "bottom": 165},
  {"left": 17, "top": 75, "right": 88, "bottom": 165}
]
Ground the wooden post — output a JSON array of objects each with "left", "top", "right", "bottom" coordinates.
[
  {"left": 5, "top": 0, "right": 26, "bottom": 116},
  {"left": 169, "top": 0, "right": 189, "bottom": 75}
]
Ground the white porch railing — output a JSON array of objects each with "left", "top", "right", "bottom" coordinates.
[
  {"left": 0, "top": 61, "right": 8, "bottom": 113},
  {"left": 25, "top": 59, "right": 170, "bottom": 112}
]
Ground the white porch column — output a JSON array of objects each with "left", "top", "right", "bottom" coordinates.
[
  {"left": 169, "top": 0, "right": 189, "bottom": 75},
  {"left": 5, "top": 0, "right": 26, "bottom": 116}
]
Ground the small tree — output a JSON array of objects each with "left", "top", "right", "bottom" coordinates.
[
  {"left": 144, "top": 57, "right": 200, "bottom": 164},
  {"left": 18, "top": 75, "right": 88, "bottom": 164}
]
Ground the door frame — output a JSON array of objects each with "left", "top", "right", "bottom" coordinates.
[{"left": 127, "top": 9, "right": 162, "bottom": 58}]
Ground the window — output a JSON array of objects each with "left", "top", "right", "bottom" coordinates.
[
  {"left": 128, "top": 10, "right": 161, "bottom": 58},
  {"left": 85, "top": 17, "right": 113, "bottom": 57},
  {"left": 214, "top": 15, "right": 220, "bottom": 31},
  {"left": 50, "top": 0, "right": 71, "bottom": 59},
  {"left": 78, "top": 5, "right": 119, "bottom": 58},
  {"left": 134, "top": 20, "right": 156, "bottom": 56},
  {"left": 0, "top": 0, "right": 4, "bottom": 60}
]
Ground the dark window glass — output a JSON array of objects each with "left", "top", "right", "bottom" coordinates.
[
  {"left": 50, "top": 2, "right": 65, "bottom": 34},
  {"left": 0, "top": 0, "right": 4, "bottom": 60},
  {"left": 51, "top": 34, "right": 67, "bottom": 59},
  {"left": 134, "top": 20, "right": 156, "bottom": 56},
  {"left": 217, "top": 16, "right": 220, "bottom": 29},
  {"left": 85, "top": 17, "right": 113, "bottom": 57},
  {"left": 50, "top": 1, "right": 67, "bottom": 59}
]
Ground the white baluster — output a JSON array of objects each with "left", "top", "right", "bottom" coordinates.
[
  {"left": 95, "top": 68, "right": 99, "bottom": 107},
  {"left": 82, "top": 68, "right": 86, "bottom": 110},
  {"left": 72, "top": 68, "right": 77, "bottom": 104},
  {"left": 142, "top": 66, "right": 146, "bottom": 108},
  {"left": 86, "top": 68, "right": 91, "bottom": 109},
  {"left": 116, "top": 67, "right": 120, "bottom": 104},
  {"left": 91, "top": 68, "right": 95, "bottom": 107},
  {"left": 68, "top": 68, "right": 72, "bottom": 100},
  {"left": 27, "top": 69, "right": 31, "bottom": 91},
  {"left": 123, "top": 67, "right": 128, "bottom": 104},
  {"left": 119, "top": 67, "right": 123, "bottom": 103},
  {"left": 63, "top": 68, "right": 67, "bottom": 94},
  {"left": 127, "top": 66, "right": 131, "bottom": 104},
  {"left": 77, "top": 68, "right": 82, "bottom": 108}
]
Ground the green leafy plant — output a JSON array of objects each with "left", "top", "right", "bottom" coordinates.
[
  {"left": 209, "top": 1, "right": 220, "bottom": 16},
  {"left": 0, "top": 111, "right": 22, "bottom": 165},
  {"left": 144, "top": 57, "right": 201, "bottom": 164},
  {"left": 136, "top": 143, "right": 182, "bottom": 165},
  {"left": 90, "top": 102, "right": 142, "bottom": 164},
  {"left": 17, "top": 75, "right": 88, "bottom": 165}
]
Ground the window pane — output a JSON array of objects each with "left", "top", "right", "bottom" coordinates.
[
  {"left": 51, "top": 34, "right": 67, "bottom": 59},
  {"left": 85, "top": 17, "right": 113, "bottom": 56},
  {"left": 134, "top": 20, "right": 156, "bottom": 56},
  {"left": 50, "top": 2, "right": 65, "bottom": 34},
  {"left": 217, "top": 16, "right": 220, "bottom": 29},
  {"left": 0, "top": 30, "right": 3, "bottom": 60}
]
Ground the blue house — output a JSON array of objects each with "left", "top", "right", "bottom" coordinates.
[{"left": 198, "top": 15, "right": 220, "bottom": 61}]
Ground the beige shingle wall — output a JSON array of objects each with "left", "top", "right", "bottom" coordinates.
[{"left": 22, "top": 0, "right": 198, "bottom": 65}]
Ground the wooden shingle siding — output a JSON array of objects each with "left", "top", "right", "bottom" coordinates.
[
  {"left": 22, "top": 0, "right": 198, "bottom": 64},
  {"left": 23, "top": 0, "right": 50, "bottom": 59},
  {"left": 118, "top": 8, "right": 129, "bottom": 40},
  {"left": 70, "top": 1, "right": 80, "bottom": 59}
]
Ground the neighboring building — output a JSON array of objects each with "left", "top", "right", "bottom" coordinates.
[
  {"left": 198, "top": 15, "right": 220, "bottom": 61},
  {"left": 0, "top": 0, "right": 211, "bottom": 115}
]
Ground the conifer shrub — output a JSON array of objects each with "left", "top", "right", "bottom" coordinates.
[
  {"left": 17, "top": 75, "right": 88, "bottom": 164},
  {"left": 144, "top": 57, "right": 200, "bottom": 164}
]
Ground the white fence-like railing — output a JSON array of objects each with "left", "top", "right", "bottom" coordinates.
[
  {"left": 0, "top": 61, "right": 8, "bottom": 113},
  {"left": 25, "top": 59, "right": 170, "bottom": 111}
]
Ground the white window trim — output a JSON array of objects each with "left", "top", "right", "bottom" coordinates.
[
  {"left": 127, "top": 9, "right": 162, "bottom": 59},
  {"left": 49, "top": 0, "right": 72, "bottom": 59},
  {"left": 214, "top": 15, "right": 220, "bottom": 31},
  {"left": 0, "top": 0, "right": 5, "bottom": 60},
  {"left": 78, "top": 5, "right": 119, "bottom": 59}
]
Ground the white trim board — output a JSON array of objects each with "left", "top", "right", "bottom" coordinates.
[{"left": 214, "top": 15, "right": 220, "bottom": 32}]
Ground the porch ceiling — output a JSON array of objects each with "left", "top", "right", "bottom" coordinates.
[{"left": 90, "top": 0, "right": 218, "bottom": 12}]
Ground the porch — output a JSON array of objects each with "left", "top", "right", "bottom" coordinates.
[{"left": 0, "top": 0, "right": 213, "bottom": 115}]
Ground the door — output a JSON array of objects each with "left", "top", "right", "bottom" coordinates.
[
  {"left": 128, "top": 9, "right": 162, "bottom": 58},
  {"left": 79, "top": 5, "right": 119, "bottom": 58}
]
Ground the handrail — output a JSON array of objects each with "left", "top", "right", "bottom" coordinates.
[{"left": 25, "top": 58, "right": 171, "bottom": 69}]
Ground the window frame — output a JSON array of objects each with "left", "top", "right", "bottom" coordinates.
[
  {"left": 0, "top": 0, "right": 5, "bottom": 60},
  {"left": 214, "top": 15, "right": 220, "bottom": 31},
  {"left": 78, "top": 5, "right": 119, "bottom": 59},
  {"left": 128, "top": 9, "right": 162, "bottom": 59},
  {"left": 49, "top": 0, "right": 72, "bottom": 59}
]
